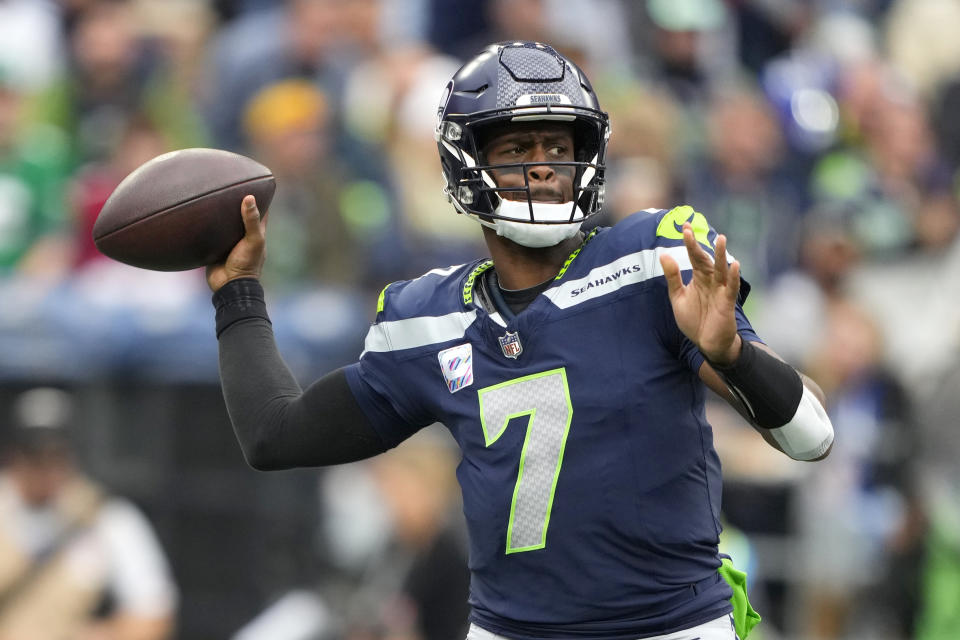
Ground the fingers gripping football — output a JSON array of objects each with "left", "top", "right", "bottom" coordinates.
[
  {"left": 659, "top": 223, "right": 742, "bottom": 365},
  {"left": 206, "top": 195, "right": 268, "bottom": 292}
]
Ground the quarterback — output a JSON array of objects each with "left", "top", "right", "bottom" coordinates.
[{"left": 208, "top": 42, "right": 833, "bottom": 640}]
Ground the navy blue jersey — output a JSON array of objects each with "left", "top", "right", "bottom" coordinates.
[{"left": 344, "top": 207, "right": 761, "bottom": 639}]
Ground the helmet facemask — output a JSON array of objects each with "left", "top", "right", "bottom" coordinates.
[{"left": 438, "top": 109, "right": 608, "bottom": 224}]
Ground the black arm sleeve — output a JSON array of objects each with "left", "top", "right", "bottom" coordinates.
[
  {"left": 214, "top": 278, "right": 388, "bottom": 470},
  {"left": 707, "top": 339, "right": 804, "bottom": 429}
]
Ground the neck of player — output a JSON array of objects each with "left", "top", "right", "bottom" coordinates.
[{"left": 482, "top": 226, "right": 584, "bottom": 290}]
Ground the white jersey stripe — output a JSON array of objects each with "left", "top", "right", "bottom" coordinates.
[
  {"left": 361, "top": 310, "right": 478, "bottom": 356},
  {"left": 545, "top": 245, "right": 734, "bottom": 310},
  {"left": 488, "top": 312, "right": 508, "bottom": 327},
  {"left": 420, "top": 264, "right": 466, "bottom": 279}
]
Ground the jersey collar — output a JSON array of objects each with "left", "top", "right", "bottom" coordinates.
[{"left": 461, "top": 229, "right": 598, "bottom": 306}]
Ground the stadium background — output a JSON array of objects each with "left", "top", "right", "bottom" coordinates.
[{"left": 1, "top": 0, "right": 959, "bottom": 638}]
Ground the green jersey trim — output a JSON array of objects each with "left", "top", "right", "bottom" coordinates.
[
  {"left": 376, "top": 283, "right": 391, "bottom": 314},
  {"left": 463, "top": 260, "right": 494, "bottom": 305},
  {"left": 555, "top": 228, "right": 599, "bottom": 281}
]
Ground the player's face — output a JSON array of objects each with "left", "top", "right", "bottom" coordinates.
[{"left": 481, "top": 123, "right": 576, "bottom": 204}]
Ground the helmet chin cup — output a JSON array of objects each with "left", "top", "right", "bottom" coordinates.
[
  {"left": 495, "top": 199, "right": 585, "bottom": 224},
  {"left": 477, "top": 200, "right": 585, "bottom": 248},
  {"left": 495, "top": 219, "right": 583, "bottom": 248}
]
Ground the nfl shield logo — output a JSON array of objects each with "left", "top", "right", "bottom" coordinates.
[{"left": 498, "top": 331, "right": 523, "bottom": 359}]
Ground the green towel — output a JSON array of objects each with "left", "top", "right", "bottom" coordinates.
[{"left": 719, "top": 556, "right": 761, "bottom": 639}]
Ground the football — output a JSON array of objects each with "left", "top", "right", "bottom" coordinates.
[{"left": 92, "top": 148, "right": 276, "bottom": 271}]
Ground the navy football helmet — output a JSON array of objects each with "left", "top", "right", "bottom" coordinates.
[{"left": 435, "top": 42, "right": 610, "bottom": 232}]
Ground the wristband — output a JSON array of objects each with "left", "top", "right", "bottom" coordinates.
[
  {"left": 212, "top": 278, "right": 271, "bottom": 338},
  {"left": 709, "top": 340, "right": 803, "bottom": 429}
]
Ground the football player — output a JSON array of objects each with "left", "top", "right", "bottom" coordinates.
[{"left": 208, "top": 42, "right": 833, "bottom": 640}]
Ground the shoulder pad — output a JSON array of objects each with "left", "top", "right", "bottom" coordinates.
[
  {"left": 615, "top": 206, "right": 717, "bottom": 253},
  {"left": 374, "top": 262, "right": 479, "bottom": 322},
  {"left": 654, "top": 205, "right": 715, "bottom": 250}
]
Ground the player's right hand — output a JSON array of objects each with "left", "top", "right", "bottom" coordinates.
[{"left": 206, "top": 195, "right": 268, "bottom": 292}]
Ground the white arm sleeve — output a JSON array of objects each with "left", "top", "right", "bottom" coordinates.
[
  {"left": 767, "top": 385, "right": 834, "bottom": 461},
  {"left": 95, "top": 499, "right": 179, "bottom": 617}
]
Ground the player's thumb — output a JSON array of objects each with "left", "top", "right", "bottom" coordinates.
[
  {"left": 241, "top": 195, "right": 264, "bottom": 239},
  {"left": 659, "top": 253, "right": 682, "bottom": 298}
]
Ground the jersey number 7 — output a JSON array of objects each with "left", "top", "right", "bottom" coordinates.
[{"left": 478, "top": 368, "right": 573, "bottom": 554}]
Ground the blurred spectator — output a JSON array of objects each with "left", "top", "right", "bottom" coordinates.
[
  {"left": 370, "top": 50, "right": 486, "bottom": 271},
  {"left": 758, "top": 10, "right": 879, "bottom": 158},
  {"left": 0, "top": 72, "right": 72, "bottom": 278},
  {"left": 131, "top": 0, "right": 217, "bottom": 104},
  {"left": 205, "top": 0, "right": 373, "bottom": 152},
  {"left": 730, "top": 0, "right": 813, "bottom": 75},
  {"left": 444, "top": 0, "right": 557, "bottom": 63},
  {"left": 599, "top": 82, "right": 682, "bottom": 223},
  {"left": 0, "top": 388, "right": 177, "bottom": 640},
  {"left": 682, "top": 83, "right": 806, "bottom": 290},
  {"left": 242, "top": 79, "right": 402, "bottom": 293},
  {"left": 64, "top": 113, "right": 211, "bottom": 315},
  {"left": 367, "top": 428, "right": 469, "bottom": 640},
  {"left": 628, "top": 0, "right": 740, "bottom": 107},
  {"left": 29, "top": 0, "right": 208, "bottom": 167},
  {"left": 833, "top": 59, "right": 895, "bottom": 148},
  {"left": 885, "top": 0, "right": 960, "bottom": 102},
  {"left": 847, "top": 183, "right": 960, "bottom": 397},
  {"left": 441, "top": 0, "right": 631, "bottom": 76},
  {"left": 239, "top": 428, "right": 469, "bottom": 640},
  {"left": 756, "top": 204, "right": 862, "bottom": 364},
  {"left": 0, "top": 0, "right": 64, "bottom": 91},
  {"left": 207, "top": 0, "right": 398, "bottom": 218},
  {"left": 810, "top": 75, "right": 947, "bottom": 258},
  {"left": 797, "top": 303, "right": 924, "bottom": 639},
  {"left": 70, "top": 113, "right": 173, "bottom": 271}
]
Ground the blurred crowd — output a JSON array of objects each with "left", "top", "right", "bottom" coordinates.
[{"left": 2, "top": 0, "right": 960, "bottom": 638}]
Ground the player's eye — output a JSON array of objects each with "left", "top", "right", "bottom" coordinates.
[{"left": 490, "top": 143, "right": 525, "bottom": 160}]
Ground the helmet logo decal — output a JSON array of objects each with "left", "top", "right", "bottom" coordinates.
[{"left": 516, "top": 93, "right": 571, "bottom": 106}]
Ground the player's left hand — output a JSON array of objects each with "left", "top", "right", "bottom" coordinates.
[{"left": 659, "top": 222, "right": 742, "bottom": 365}]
